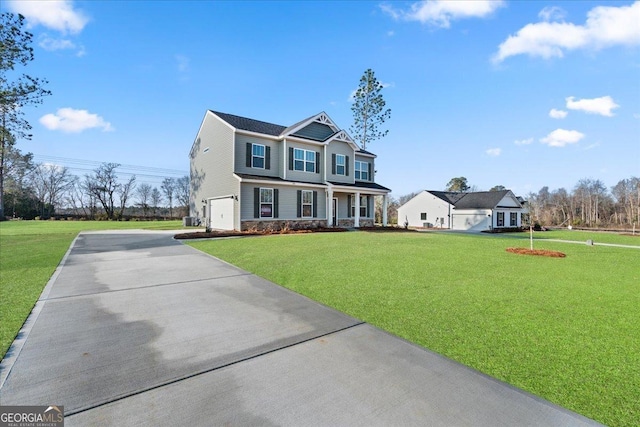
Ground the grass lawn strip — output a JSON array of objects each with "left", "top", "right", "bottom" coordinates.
[{"left": 187, "top": 232, "right": 639, "bottom": 427}]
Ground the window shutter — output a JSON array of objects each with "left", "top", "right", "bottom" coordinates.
[
  {"left": 313, "top": 191, "right": 318, "bottom": 217},
  {"left": 296, "top": 190, "right": 302, "bottom": 217},
  {"left": 367, "top": 195, "right": 371, "bottom": 217},
  {"left": 274, "top": 189, "right": 279, "bottom": 218},
  {"left": 331, "top": 154, "right": 336, "bottom": 174},
  {"left": 316, "top": 152, "right": 320, "bottom": 174},
  {"left": 288, "top": 147, "right": 294, "bottom": 170},
  {"left": 368, "top": 163, "right": 372, "bottom": 181},
  {"left": 246, "top": 143, "right": 252, "bottom": 167},
  {"left": 346, "top": 156, "right": 350, "bottom": 176},
  {"left": 347, "top": 195, "right": 352, "bottom": 218},
  {"left": 253, "top": 187, "right": 259, "bottom": 218},
  {"left": 265, "top": 146, "right": 271, "bottom": 170}
]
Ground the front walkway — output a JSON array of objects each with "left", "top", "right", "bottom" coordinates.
[{"left": 0, "top": 231, "right": 601, "bottom": 426}]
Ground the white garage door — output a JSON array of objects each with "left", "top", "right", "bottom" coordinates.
[{"left": 209, "top": 198, "right": 234, "bottom": 230}]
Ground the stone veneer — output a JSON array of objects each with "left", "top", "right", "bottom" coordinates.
[{"left": 241, "top": 219, "right": 328, "bottom": 231}]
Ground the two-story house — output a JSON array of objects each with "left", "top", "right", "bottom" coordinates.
[{"left": 189, "top": 110, "right": 391, "bottom": 231}]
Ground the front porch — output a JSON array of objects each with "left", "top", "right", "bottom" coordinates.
[{"left": 326, "top": 183, "right": 389, "bottom": 228}]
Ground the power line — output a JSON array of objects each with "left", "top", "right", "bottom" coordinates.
[{"left": 32, "top": 154, "right": 188, "bottom": 176}]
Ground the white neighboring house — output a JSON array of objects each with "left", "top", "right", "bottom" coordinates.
[{"left": 397, "top": 190, "right": 527, "bottom": 231}]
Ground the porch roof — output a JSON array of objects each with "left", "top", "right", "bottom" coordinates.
[{"left": 328, "top": 181, "right": 391, "bottom": 192}]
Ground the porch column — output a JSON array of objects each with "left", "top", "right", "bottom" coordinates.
[
  {"left": 354, "top": 192, "right": 360, "bottom": 228},
  {"left": 382, "top": 195, "right": 388, "bottom": 226},
  {"left": 327, "top": 188, "right": 334, "bottom": 226}
]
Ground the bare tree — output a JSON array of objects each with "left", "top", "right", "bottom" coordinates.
[
  {"left": 116, "top": 175, "right": 136, "bottom": 219},
  {"left": 136, "top": 183, "right": 152, "bottom": 217},
  {"left": 161, "top": 177, "right": 176, "bottom": 218},
  {"left": 85, "top": 163, "right": 120, "bottom": 219},
  {"left": 176, "top": 175, "right": 189, "bottom": 216},
  {"left": 30, "top": 163, "right": 74, "bottom": 217},
  {"left": 151, "top": 187, "right": 162, "bottom": 216}
]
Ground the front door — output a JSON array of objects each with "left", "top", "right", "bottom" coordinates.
[{"left": 332, "top": 198, "right": 338, "bottom": 226}]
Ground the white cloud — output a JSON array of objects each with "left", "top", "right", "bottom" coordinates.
[
  {"left": 538, "top": 6, "right": 566, "bottom": 22},
  {"left": 7, "top": 0, "right": 89, "bottom": 34},
  {"left": 565, "top": 96, "right": 619, "bottom": 117},
  {"left": 486, "top": 148, "right": 501, "bottom": 156},
  {"left": 549, "top": 108, "right": 568, "bottom": 119},
  {"left": 540, "top": 129, "right": 585, "bottom": 147},
  {"left": 493, "top": 1, "right": 640, "bottom": 63},
  {"left": 387, "top": 30, "right": 395, "bottom": 37},
  {"left": 40, "top": 108, "right": 113, "bottom": 133},
  {"left": 381, "top": 0, "right": 504, "bottom": 28},
  {"left": 514, "top": 137, "right": 534, "bottom": 146}
]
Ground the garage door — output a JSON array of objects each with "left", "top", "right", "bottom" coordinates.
[{"left": 209, "top": 198, "right": 234, "bottom": 230}]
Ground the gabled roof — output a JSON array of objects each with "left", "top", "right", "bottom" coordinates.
[
  {"left": 426, "top": 190, "right": 519, "bottom": 210},
  {"left": 210, "top": 111, "right": 287, "bottom": 136},
  {"left": 453, "top": 190, "right": 511, "bottom": 209}
]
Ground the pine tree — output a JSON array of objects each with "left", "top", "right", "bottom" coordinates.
[{"left": 350, "top": 69, "right": 391, "bottom": 151}]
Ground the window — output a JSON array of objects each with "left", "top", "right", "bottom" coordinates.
[
  {"left": 260, "top": 188, "right": 273, "bottom": 218},
  {"left": 301, "top": 190, "right": 313, "bottom": 218},
  {"left": 336, "top": 154, "right": 345, "bottom": 175},
  {"left": 294, "top": 148, "right": 315, "bottom": 172},
  {"left": 496, "top": 212, "right": 504, "bottom": 227},
  {"left": 420, "top": 213, "right": 427, "bottom": 221},
  {"left": 252, "top": 144, "right": 265, "bottom": 169},
  {"left": 351, "top": 195, "right": 368, "bottom": 217},
  {"left": 355, "top": 161, "right": 369, "bottom": 181},
  {"left": 510, "top": 212, "right": 517, "bottom": 226}
]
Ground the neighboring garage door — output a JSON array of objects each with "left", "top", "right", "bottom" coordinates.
[{"left": 209, "top": 198, "right": 234, "bottom": 230}]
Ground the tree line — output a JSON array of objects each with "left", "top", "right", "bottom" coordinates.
[
  {"left": 526, "top": 177, "right": 640, "bottom": 228},
  {"left": 3, "top": 145, "right": 189, "bottom": 220}
]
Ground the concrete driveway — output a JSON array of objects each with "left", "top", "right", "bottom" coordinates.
[{"left": 0, "top": 231, "right": 602, "bottom": 426}]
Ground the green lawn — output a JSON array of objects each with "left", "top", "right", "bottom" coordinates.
[
  {"left": 0, "top": 219, "right": 189, "bottom": 358},
  {"left": 187, "top": 231, "right": 640, "bottom": 427}
]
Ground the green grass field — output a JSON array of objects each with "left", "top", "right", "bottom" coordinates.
[
  {"left": 0, "top": 219, "right": 187, "bottom": 359},
  {"left": 187, "top": 231, "right": 640, "bottom": 427},
  {"left": 505, "top": 229, "right": 640, "bottom": 246}
]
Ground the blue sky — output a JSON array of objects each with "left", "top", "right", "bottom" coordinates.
[{"left": 4, "top": 0, "right": 640, "bottom": 197}]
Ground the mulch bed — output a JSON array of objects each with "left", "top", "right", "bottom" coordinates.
[
  {"left": 506, "top": 247, "right": 566, "bottom": 258},
  {"left": 620, "top": 233, "right": 640, "bottom": 237},
  {"left": 174, "top": 227, "right": 349, "bottom": 240}
]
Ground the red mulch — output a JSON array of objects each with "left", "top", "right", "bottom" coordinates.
[
  {"left": 174, "top": 227, "right": 348, "bottom": 240},
  {"left": 506, "top": 247, "right": 566, "bottom": 258}
]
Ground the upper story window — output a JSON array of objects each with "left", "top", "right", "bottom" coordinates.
[
  {"left": 294, "top": 148, "right": 315, "bottom": 173},
  {"left": 336, "top": 154, "right": 345, "bottom": 175},
  {"left": 252, "top": 144, "right": 265, "bottom": 169},
  {"left": 247, "top": 143, "right": 270, "bottom": 170},
  {"left": 355, "top": 160, "right": 369, "bottom": 181}
]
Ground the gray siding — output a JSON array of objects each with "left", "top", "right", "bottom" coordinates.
[
  {"left": 190, "top": 112, "right": 240, "bottom": 227},
  {"left": 241, "top": 183, "right": 326, "bottom": 221},
  {"left": 234, "top": 135, "right": 280, "bottom": 178},
  {"left": 284, "top": 140, "right": 323, "bottom": 184},
  {"left": 326, "top": 141, "right": 354, "bottom": 184}
]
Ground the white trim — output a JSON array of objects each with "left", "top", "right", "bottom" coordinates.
[
  {"left": 335, "top": 154, "right": 346, "bottom": 176},
  {"left": 234, "top": 173, "right": 327, "bottom": 189},
  {"left": 204, "top": 194, "right": 235, "bottom": 201},
  {"left": 355, "top": 151, "right": 376, "bottom": 158},
  {"left": 259, "top": 187, "right": 274, "bottom": 219},
  {"left": 282, "top": 111, "right": 340, "bottom": 138}
]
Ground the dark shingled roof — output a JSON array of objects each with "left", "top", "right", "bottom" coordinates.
[
  {"left": 427, "top": 190, "right": 513, "bottom": 209},
  {"left": 235, "top": 173, "right": 326, "bottom": 187},
  {"left": 453, "top": 190, "right": 511, "bottom": 209},
  {"left": 329, "top": 181, "right": 391, "bottom": 192},
  {"left": 210, "top": 111, "right": 287, "bottom": 136}
]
